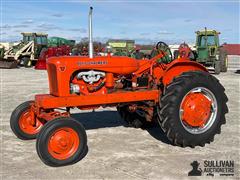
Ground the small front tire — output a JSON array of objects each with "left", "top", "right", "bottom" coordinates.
[
  {"left": 10, "top": 101, "right": 44, "bottom": 140},
  {"left": 36, "top": 117, "right": 87, "bottom": 167}
]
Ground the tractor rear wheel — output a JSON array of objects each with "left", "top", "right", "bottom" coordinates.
[
  {"left": 158, "top": 71, "right": 228, "bottom": 147},
  {"left": 117, "top": 106, "right": 143, "bottom": 128},
  {"left": 214, "top": 61, "right": 221, "bottom": 74},
  {"left": 117, "top": 106, "right": 154, "bottom": 128},
  {"left": 219, "top": 48, "right": 228, "bottom": 72},
  {"left": 36, "top": 117, "right": 87, "bottom": 167},
  {"left": 10, "top": 101, "right": 44, "bottom": 140}
]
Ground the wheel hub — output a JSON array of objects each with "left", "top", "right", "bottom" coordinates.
[
  {"left": 181, "top": 92, "right": 212, "bottom": 127},
  {"left": 19, "top": 110, "right": 43, "bottom": 135},
  {"left": 48, "top": 127, "right": 80, "bottom": 160}
]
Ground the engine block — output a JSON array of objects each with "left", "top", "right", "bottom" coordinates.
[{"left": 77, "top": 70, "right": 105, "bottom": 84}]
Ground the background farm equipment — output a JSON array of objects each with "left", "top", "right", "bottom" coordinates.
[
  {"left": 0, "top": 45, "right": 4, "bottom": 60},
  {"left": 48, "top": 37, "right": 75, "bottom": 47},
  {"left": 173, "top": 29, "right": 228, "bottom": 74},
  {"left": 10, "top": 7, "right": 228, "bottom": 167},
  {"left": 35, "top": 38, "right": 104, "bottom": 70},
  {"left": 174, "top": 42, "right": 197, "bottom": 60},
  {"left": 0, "top": 33, "right": 75, "bottom": 69},
  {"left": 0, "top": 45, "right": 18, "bottom": 68},
  {"left": 107, "top": 39, "right": 135, "bottom": 56},
  {"left": 72, "top": 41, "right": 104, "bottom": 56},
  {"left": 194, "top": 28, "right": 228, "bottom": 74},
  {"left": 0, "top": 32, "right": 48, "bottom": 68},
  {"left": 134, "top": 44, "right": 154, "bottom": 59},
  {"left": 35, "top": 37, "right": 75, "bottom": 70},
  {"left": 35, "top": 45, "right": 71, "bottom": 70}
]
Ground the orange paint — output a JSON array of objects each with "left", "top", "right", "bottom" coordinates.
[
  {"left": 162, "top": 58, "right": 207, "bottom": 85},
  {"left": 35, "top": 90, "right": 159, "bottom": 109},
  {"left": 48, "top": 127, "right": 80, "bottom": 160},
  {"left": 19, "top": 108, "right": 43, "bottom": 135},
  {"left": 181, "top": 93, "right": 212, "bottom": 127},
  {"left": 32, "top": 53, "right": 207, "bottom": 121},
  {"left": 105, "top": 73, "right": 114, "bottom": 88}
]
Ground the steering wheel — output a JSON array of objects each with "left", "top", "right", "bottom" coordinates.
[{"left": 155, "top": 41, "right": 173, "bottom": 63}]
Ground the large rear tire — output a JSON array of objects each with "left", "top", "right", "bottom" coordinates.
[
  {"left": 214, "top": 61, "right": 221, "bottom": 74},
  {"left": 158, "top": 71, "right": 228, "bottom": 147},
  {"left": 36, "top": 117, "right": 87, "bottom": 167},
  {"left": 219, "top": 48, "right": 228, "bottom": 72}
]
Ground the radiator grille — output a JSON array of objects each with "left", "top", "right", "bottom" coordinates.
[{"left": 47, "top": 64, "right": 58, "bottom": 95}]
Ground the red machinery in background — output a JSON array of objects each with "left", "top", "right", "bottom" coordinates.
[
  {"left": 35, "top": 45, "right": 71, "bottom": 70},
  {"left": 178, "top": 43, "right": 192, "bottom": 58}
]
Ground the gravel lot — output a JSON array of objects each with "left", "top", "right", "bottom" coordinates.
[{"left": 0, "top": 68, "right": 239, "bottom": 180}]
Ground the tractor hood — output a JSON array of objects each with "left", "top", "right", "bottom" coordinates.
[{"left": 47, "top": 55, "right": 139, "bottom": 75}]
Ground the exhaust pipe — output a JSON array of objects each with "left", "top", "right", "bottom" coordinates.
[{"left": 89, "top": 7, "right": 93, "bottom": 59}]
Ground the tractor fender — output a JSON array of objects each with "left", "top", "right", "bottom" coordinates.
[{"left": 162, "top": 59, "right": 207, "bottom": 86}]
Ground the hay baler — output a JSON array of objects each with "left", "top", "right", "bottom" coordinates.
[{"left": 10, "top": 7, "right": 228, "bottom": 167}]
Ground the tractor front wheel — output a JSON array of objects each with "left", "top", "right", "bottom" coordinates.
[
  {"left": 23, "top": 57, "right": 32, "bottom": 68},
  {"left": 36, "top": 117, "right": 87, "bottom": 167},
  {"left": 10, "top": 101, "right": 44, "bottom": 140},
  {"left": 158, "top": 71, "right": 228, "bottom": 147}
]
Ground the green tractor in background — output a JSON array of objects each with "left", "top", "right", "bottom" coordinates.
[
  {"left": 195, "top": 28, "right": 228, "bottom": 74},
  {"left": 48, "top": 37, "right": 75, "bottom": 47}
]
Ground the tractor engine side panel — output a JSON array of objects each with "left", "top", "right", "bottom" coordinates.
[{"left": 46, "top": 56, "right": 139, "bottom": 96}]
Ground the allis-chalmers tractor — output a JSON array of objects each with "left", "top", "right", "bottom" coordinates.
[{"left": 10, "top": 7, "right": 228, "bottom": 167}]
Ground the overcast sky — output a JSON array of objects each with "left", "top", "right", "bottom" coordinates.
[{"left": 0, "top": 0, "right": 239, "bottom": 45}]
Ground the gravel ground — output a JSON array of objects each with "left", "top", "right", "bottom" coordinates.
[{"left": 0, "top": 68, "right": 239, "bottom": 180}]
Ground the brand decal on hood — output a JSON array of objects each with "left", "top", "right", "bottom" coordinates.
[{"left": 77, "top": 61, "right": 108, "bottom": 66}]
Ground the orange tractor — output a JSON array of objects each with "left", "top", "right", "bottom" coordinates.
[{"left": 10, "top": 7, "right": 228, "bottom": 167}]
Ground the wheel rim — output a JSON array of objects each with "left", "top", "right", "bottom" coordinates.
[
  {"left": 179, "top": 87, "right": 218, "bottom": 134},
  {"left": 19, "top": 109, "right": 43, "bottom": 135},
  {"left": 48, "top": 127, "right": 80, "bottom": 160}
]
